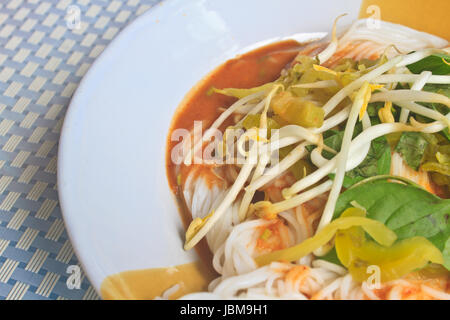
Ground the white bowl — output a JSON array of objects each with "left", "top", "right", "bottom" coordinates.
[{"left": 58, "top": 0, "right": 361, "bottom": 296}]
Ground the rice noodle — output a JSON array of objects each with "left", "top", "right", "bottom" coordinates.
[{"left": 184, "top": 132, "right": 260, "bottom": 250}]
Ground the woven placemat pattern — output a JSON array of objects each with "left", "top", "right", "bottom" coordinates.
[{"left": 0, "top": 0, "right": 160, "bottom": 300}]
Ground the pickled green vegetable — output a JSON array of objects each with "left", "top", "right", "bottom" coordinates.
[
  {"left": 241, "top": 114, "right": 280, "bottom": 138},
  {"left": 279, "top": 145, "right": 314, "bottom": 180},
  {"left": 211, "top": 83, "right": 274, "bottom": 99},
  {"left": 421, "top": 162, "right": 450, "bottom": 176},
  {"left": 289, "top": 159, "right": 314, "bottom": 180},
  {"left": 270, "top": 91, "right": 324, "bottom": 128},
  {"left": 270, "top": 91, "right": 294, "bottom": 115},
  {"left": 421, "top": 136, "right": 450, "bottom": 190},
  {"left": 431, "top": 172, "right": 450, "bottom": 186},
  {"left": 333, "top": 58, "right": 357, "bottom": 72},
  {"left": 285, "top": 100, "right": 324, "bottom": 128}
]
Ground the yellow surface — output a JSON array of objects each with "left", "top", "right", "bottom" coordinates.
[
  {"left": 360, "top": 0, "right": 450, "bottom": 40},
  {"left": 100, "top": 261, "right": 216, "bottom": 300}
]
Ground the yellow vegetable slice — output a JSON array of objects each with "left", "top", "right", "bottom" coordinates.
[
  {"left": 343, "top": 237, "right": 444, "bottom": 282},
  {"left": 335, "top": 208, "right": 444, "bottom": 283},
  {"left": 212, "top": 83, "right": 274, "bottom": 99},
  {"left": 335, "top": 208, "right": 366, "bottom": 267},
  {"left": 254, "top": 208, "right": 396, "bottom": 266}
]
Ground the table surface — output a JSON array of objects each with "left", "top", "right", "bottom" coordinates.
[{"left": 0, "top": 0, "right": 159, "bottom": 300}]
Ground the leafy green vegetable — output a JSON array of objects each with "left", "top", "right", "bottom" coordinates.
[
  {"left": 320, "top": 130, "right": 345, "bottom": 159},
  {"left": 406, "top": 53, "right": 450, "bottom": 75},
  {"left": 343, "top": 136, "right": 391, "bottom": 187},
  {"left": 366, "top": 102, "right": 385, "bottom": 117},
  {"left": 311, "top": 126, "right": 391, "bottom": 187},
  {"left": 422, "top": 84, "right": 450, "bottom": 114},
  {"left": 443, "top": 128, "right": 450, "bottom": 141},
  {"left": 395, "top": 132, "right": 429, "bottom": 170},
  {"left": 425, "top": 85, "right": 450, "bottom": 142},
  {"left": 331, "top": 177, "right": 450, "bottom": 270},
  {"left": 320, "top": 246, "right": 341, "bottom": 265},
  {"left": 309, "top": 122, "right": 366, "bottom": 159}
]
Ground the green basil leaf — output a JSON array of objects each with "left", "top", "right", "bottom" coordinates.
[
  {"left": 395, "top": 132, "right": 429, "bottom": 170},
  {"left": 408, "top": 84, "right": 450, "bottom": 142},
  {"left": 425, "top": 85, "right": 450, "bottom": 142},
  {"left": 346, "top": 136, "right": 391, "bottom": 178},
  {"left": 366, "top": 102, "right": 384, "bottom": 117},
  {"left": 324, "top": 133, "right": 391, "bottom": 188},
  {"left": 422, "top": 84, "right": 450, "bottom": 113},
  {"left": 309, "top": 123, "right": 365, "bottom": 159},
  {"left": 322, "top": 131, "right": 344, "bottom": 159},
  {"left": 328, "top": 173, "right": 363, "bottom": 189},
  {"left": 332, "top": 179, "right": 450, "bottom": 270},
  {"left": 406, "top": 53, "right": 450, "bottom": 75}
]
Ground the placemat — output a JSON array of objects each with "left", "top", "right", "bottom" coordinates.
[{"left": 0, "top": 0, "right": 160, "bottom": 300}]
